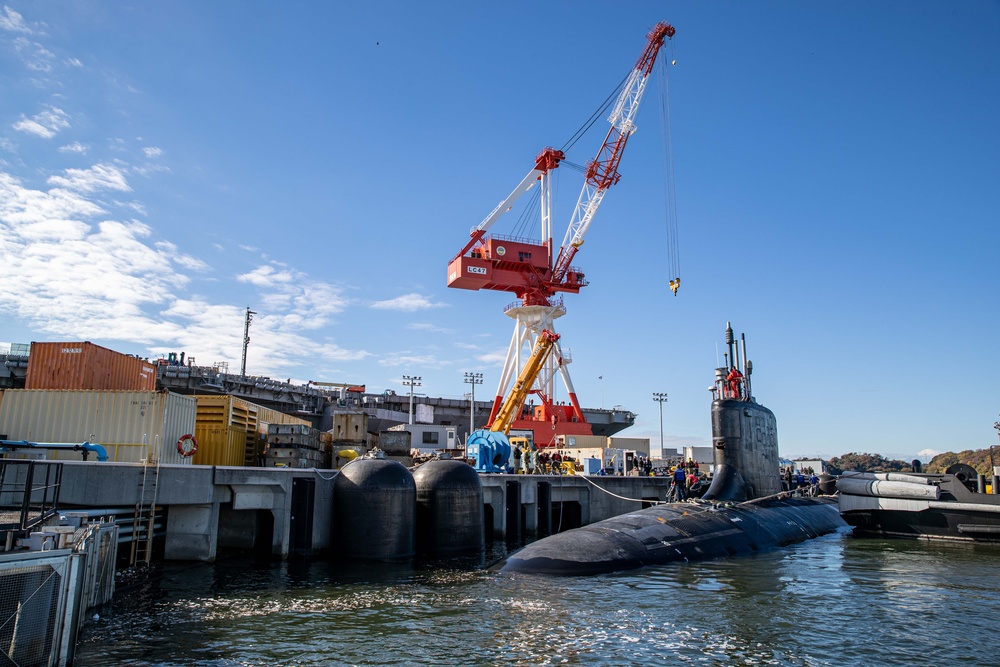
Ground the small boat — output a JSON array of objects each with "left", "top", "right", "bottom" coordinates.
[{"left": 838, "top": 463, "right": 1000, "bottom": 542}]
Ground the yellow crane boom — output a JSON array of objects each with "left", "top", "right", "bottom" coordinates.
[{"left": 489, "top": 330, "right": 560, "bottom": 435}]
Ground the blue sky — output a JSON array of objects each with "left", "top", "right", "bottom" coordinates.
[{"left": 1, "top": 1, "right": 998, "bottom": 461}]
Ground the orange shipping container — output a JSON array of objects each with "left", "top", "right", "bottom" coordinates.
[{"left": 25, "top": 342, "right": 157, "bottom": 391}]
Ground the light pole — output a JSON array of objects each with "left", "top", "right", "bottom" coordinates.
[
  {"left": 653, "top": 392, "right": 668, "bottom": 459},
  {"left": 464, "top": 372, "right": 483, "bottom": 448},
  {"left": 403, "top": 375, "right": 422, "bottom": 425}
]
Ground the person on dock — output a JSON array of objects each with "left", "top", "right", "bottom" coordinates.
[
  {"left": 672, "top": 465, "right": 687, "bottom": 501},
  {"left": 513, "top": 444, "right": 522, "bottom": 473}
]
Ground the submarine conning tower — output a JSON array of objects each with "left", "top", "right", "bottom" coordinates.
[{"left": 702, "top": 322, "right": 783, "bottom": 502}]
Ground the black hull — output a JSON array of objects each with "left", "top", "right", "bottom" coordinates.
[
  {"left": 843, "top": 507, "right": 1000, "bottom": 543},
  {"left": 499, "top": 496, "right": 846, "bottom": 576}
]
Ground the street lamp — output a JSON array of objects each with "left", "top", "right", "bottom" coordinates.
[
  {"left": 653, "top": 392, "right": 668, "bottom": 459},
  {"left": 464, "top": 372, "right": 483, "bottom": 448},
  {"left": 403, "top": 375, "right": 422, "bottom": 425}
]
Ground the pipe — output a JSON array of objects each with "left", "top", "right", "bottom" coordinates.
[{"left": 0, "top": 439, "right": 109, "bottom": 462}]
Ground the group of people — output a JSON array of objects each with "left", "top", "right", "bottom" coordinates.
[
  {"left": 782, "top": 467, "right": 822, "bottom": 496},
  {"left": 667, "top": 458, "right": 709, "bottom": 501},
  {"left": 512, "top": 443, "right": 577, "bottom": 474}
]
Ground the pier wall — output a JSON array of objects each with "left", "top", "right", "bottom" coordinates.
[{"left": 55, "top": 462, "right": 670, "bottom": 562}]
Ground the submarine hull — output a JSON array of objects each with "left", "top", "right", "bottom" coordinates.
[{"left": 499, "top": 497, "right": 845, "bottom": 576}]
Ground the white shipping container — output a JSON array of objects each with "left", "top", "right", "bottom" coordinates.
[{"left": 0, "top": 389, "right": 196, "bottom": 464}]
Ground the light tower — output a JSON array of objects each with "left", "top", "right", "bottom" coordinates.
[
  {"left": 402, "top": 375, "right": 422, "bottom": 425},
  {"left": 464, "top": 372, "right": 483, "bottom": 446},
  {"left": 653, "top": 392, "right": 668, "bottom": 459}
]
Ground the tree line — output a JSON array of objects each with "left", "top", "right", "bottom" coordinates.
[{"left": 822, "top": 448, "right": 1000, "bottom": 476}]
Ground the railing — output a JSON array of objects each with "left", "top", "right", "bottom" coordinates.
[{"left": 0, "top": 460, "right": 62, "bottom": 541}]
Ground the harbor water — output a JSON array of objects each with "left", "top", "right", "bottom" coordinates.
[{"left": 75, "top": 530, "right": 1000, "bottom": 666}]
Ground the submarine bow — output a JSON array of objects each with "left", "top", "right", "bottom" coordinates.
[{"left": 499, "top": 497, "right": 844, "bottom": 576}]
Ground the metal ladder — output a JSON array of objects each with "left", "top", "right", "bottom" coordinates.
[{"left": 130, "top": 435, "right": 159, "bottom": 565}]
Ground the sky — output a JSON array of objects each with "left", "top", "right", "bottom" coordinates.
[{"left": 1, "top": 1, "right": 998, "bottom": 462}]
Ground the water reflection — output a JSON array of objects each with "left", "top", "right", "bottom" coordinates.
[{"left": 76, "top": 531, "right": 1000, "bottom": 666}]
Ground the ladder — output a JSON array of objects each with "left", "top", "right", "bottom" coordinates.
[{"left": 130, "top": 435, "right": 160, "bottom": 565}]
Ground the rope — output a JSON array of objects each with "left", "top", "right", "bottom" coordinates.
[
  {"left": 658, "top": 57, "right": 681, "bottom": 290},
  {"left": 579, "top": 474, "right": 665, "bottom": 504}
]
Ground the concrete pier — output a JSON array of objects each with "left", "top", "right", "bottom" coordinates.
[{"left": 55, "top": 461, "right": 670, "bottom": 562}]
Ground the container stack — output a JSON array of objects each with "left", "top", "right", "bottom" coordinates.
[
  {"left": 328, "top": 411, "right": 370, "bottom": 468},
  {"left": 265, "top": 423, "right": 328, "bottom": 468}
]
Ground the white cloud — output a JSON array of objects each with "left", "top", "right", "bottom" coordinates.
[
  {"left": 142, "top": 146, "right": 162, "bottom": 158},
  {"left": 371, "top": 292, "right": 446, "bottom": 312},
  {"left": 47, "top": 162, "right": 130, "bottom": 193},
  {"left": 476, "top": 349, "right": 507, "bottom": 365},
  {"left": 13, "top": 106, "right": 69, "bottom": 139},
  {"left": 0, "top": 167, "right": 368, "bottom": 375},
  {"left": 378, "top": 352, "right": 450, "bottom": 368},
  {"left": 238, "top": 265, "right": 294, "bottom": 287},
  {"left": 66, "top": 57, "right": 82, "bottom": 67},
  {"left": 58, "top": 142, "right": 88, "bottom": 154},
  {"left": 0, "top": 6, "right": 35, "bottom": 34},
  {"left": 407, "top": 322, "right": 454, "bottom": 334}
]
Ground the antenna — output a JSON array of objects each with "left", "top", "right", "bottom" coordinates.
[{"left": 241, "top": 306, "right": 257, "bottom": 377}]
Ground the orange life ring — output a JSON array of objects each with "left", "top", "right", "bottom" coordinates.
[{"left": 177, "top": 434, "right": 198, "bottom": 457}]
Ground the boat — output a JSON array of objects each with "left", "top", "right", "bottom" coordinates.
[
  {"left": 497, "top": 323, "right": 846, "bottom": 575},
  {"left": 838, "top": 463, "right": 1000, "bottom": 542}
]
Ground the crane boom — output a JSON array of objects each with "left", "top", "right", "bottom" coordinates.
[
  {"left": 489, "top": 329, "right": 560, "bottom": 435},
  {"left": 551, "top": 21, "right": 675, "bottom": 284}
]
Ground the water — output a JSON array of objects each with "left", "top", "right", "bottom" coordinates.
[{"left": 75, "top": 531, "right": 1000, "bottom": 666}]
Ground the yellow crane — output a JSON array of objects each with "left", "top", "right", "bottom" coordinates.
[{"left": 467, "top": 330, "right": 560, "bottom": 472}]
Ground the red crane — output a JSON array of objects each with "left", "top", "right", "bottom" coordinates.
[{"left": 447, "top": 22, "right": 678, "bottom": 447}]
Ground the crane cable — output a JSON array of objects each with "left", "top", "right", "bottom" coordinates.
[
  {"left": 560, "top": 72, "right": 630, "bottom": 155},
  {"left": 658, "top": 51, "right": 682, "bottom": 296}
]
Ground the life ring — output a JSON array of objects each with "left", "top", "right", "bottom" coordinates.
[{"left": 177, "top": 434, "right": 198, "bottom": 457}]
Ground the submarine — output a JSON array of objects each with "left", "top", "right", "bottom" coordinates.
[{"left": 499, "top": 323, "right": 847, "bottom": 576}]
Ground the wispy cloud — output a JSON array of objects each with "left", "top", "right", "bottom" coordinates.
[
  {"left": 58, "top": 142, "right": 88, "bottom": 154},
  {"left": 371, "top": 292, "right": 446, "bottom": 312},
  {"left": 47, "top": 162, "right": 129, "bottom": 193},
  {"left": 238, "top": 265, "right": 294, "bottom": 287},
  {"left": 407, "top": 322, "right": 454, "bottom": 334},
  {"left": 142, "top": 146, "right": 162, "bottom": 158},
  {"left": 0, "top": 6, "right": 36, "bottom": 34},
  {"left": 0, "top": 166, "right": 366, "bottom": 374},
  {"left": 378, "top": 352, "right": 450, "bottom": 368},
  {"left": 13, "top": 106, "right": 69, "bottom": 139}
]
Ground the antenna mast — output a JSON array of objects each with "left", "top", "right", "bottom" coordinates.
[{"left": 241, "top": 306, "right": 256, "bottom": 377}]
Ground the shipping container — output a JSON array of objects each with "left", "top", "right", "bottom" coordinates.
[
  {"left": 558, "top": 434, "right": 608, "bottom": 450},
  {"left": 25, "top": 342, "right": 157, "bottom": 391},
  {"left": 0, "top": 389, "right": 196, "bottom": 463},
  {"left": 195, "top": 395, "right": 310, "bottom": 466},
  {"left": 192, "top": 424, "right": 246, "bottom": 467},
  {"left": 609, "top": 437, "right": 651, "bottom": 452}
]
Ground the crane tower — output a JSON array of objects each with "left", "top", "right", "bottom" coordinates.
[{"left": 447, "top": 22, "right": 677, "bottom": 447}]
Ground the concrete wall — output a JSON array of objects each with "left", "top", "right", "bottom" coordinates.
[{"left": 52, "top": 462, "right": 669, "bottom": 563}]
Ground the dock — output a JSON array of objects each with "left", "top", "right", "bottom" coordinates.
[{"left": 53, "top": 461, "right": 671, "bottom": 561}]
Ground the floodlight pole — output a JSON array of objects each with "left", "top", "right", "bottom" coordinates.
[{"left": 653, "top": 392, "right": 668, "bottom": 459}]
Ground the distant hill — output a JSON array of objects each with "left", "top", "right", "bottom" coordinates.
[
  {"left": 925, "top": 449, "right": 1000, "bottom": 475},
  {"left": 826, "top": 453, "right": 915, "bottom": 475},
  {"left": 827, "top": 448, "right": 1000, "bottom": 476}
]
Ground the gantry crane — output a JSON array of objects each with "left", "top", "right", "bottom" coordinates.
[{"left": 448, "top": 22, "right": 678, "bottom": 447}]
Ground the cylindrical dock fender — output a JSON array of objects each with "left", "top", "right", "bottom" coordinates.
[
  {"left": 836, "top": 476, "right": 941, "bottom": 500},
  {"left": 333, "top": 459, "right": 416, "bottom": 561},
  {"left": 412, "top": 460, "right": 484, "bottom": 556}
]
